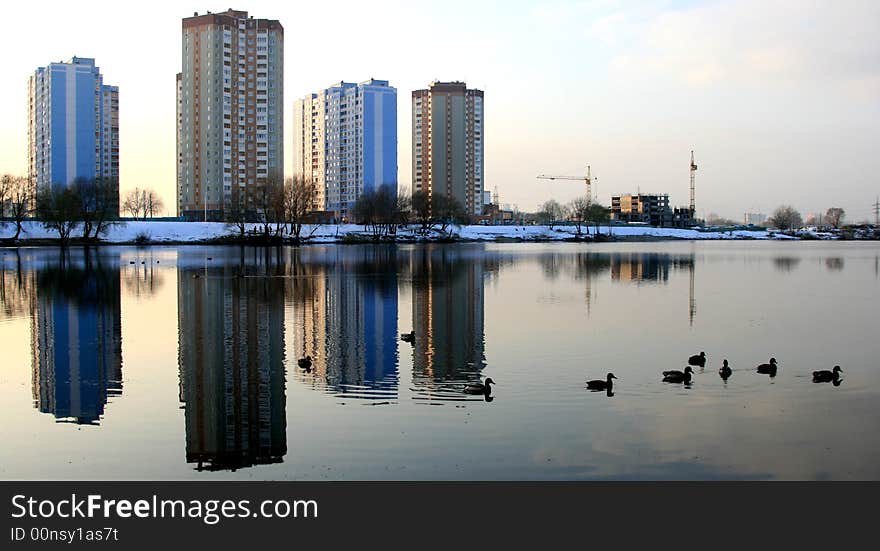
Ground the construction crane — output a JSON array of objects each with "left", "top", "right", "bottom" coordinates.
[
  {"left": 536, "top": 166, "right": 595, "bottom": 202},
  {"left": 689, "top": 150, "right": 698, "bottom": 215}
]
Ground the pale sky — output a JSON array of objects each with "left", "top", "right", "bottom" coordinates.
[{"left": 2, "top": 0, "right": 878, "bottom": 221}]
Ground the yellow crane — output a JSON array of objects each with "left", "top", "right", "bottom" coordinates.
[{"left": 536, "top": 166, "right": 595, "bottom": 203}]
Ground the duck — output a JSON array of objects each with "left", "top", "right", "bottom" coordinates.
[
  {"left": 464, "top": 378, "right": 495, "bottom": 395},
  {"left": 587, "top": 373, "right": 616, "bottom": 391},
  {"left": 719, "top": 359, "right": 732, "bottom": 380},
  {"left": 756, "top": 357, "right": 778, "bottom": 375},
  {"left": 813, "top": 365, "right": 842, "bottom": 383},
  {"left": 663, "top": 366, "right": 694, "bottom": 383},
  {"left": 297, "top": 355, "right": 313, "bottom": 370},
  {"left": 400, "top": 331, "right": 415, "bottom": 343},
  {"left": 688, "top": 352, "right": 707, "bottom": 367}
]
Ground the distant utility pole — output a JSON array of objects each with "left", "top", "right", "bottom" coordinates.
[{"left": 874, "top": 196, "right": 879, "bottom": 226}]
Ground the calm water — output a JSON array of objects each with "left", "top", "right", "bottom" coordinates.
[{"left": 1, "top": 242, "right": 878, "bottom": 480}]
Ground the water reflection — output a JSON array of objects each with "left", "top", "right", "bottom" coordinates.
[
  {"left": 0, "top": 250, "right": 33, "bottom": 320},
  {"left": 825, "top": 257, "right": 844, "bottom": 271},
  {"left": 122, "top": 256, "right": 165, "bottom": 298},
  {"left": 537, "top": 252, "right": 697, "bottom": 322},
  {"left": 410, "top": 246, "right": 489, "bottom": 403},
  {"left": 177, "top": 250, "right": 287, "bottom": 471},
  {"left": 3, "top": 242, "right": 879, "bottom": 480},
  {"left": 773, "top": 256, "right": 801, "bottom": 272},
  {"left": 30, "top": 250, "right": 122, "bottom": 425},
  {"left": 288, "top": 247, "right": 399, "bottom": 401}
]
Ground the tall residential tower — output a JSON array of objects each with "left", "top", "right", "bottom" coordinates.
[
  {"left": 28, "top": 57, "right": 119, "bottom": 197},
  {"left": 294, "top": 79, "right": 397, "bottom": 219},
  {"left": 412, "top": 81, "right": 484, "bottom": 216},
  {"left": 177, "top": 9, "right": 283, "bottom": 221}
]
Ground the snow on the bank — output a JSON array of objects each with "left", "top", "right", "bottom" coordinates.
[{"left": 3, "top": 220, "right": 776, "bottom": 243}]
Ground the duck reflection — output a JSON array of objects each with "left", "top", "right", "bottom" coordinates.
[
  {"left": 177, "top": 248, "right": 286, "bottom": 471},
  {"left": 30, "top": 248, "right": 122, "bottom": 425}
]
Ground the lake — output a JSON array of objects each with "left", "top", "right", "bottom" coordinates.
[{"left": 1, "top": 241, "right": 878, "bottom": 480}]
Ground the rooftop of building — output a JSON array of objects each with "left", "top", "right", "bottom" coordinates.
[
  {"left": 182, "top": 9, "right": 283, "bottom": 32},
  {"left": 412, "top": 81, "right": 484, "bottom": 96}
]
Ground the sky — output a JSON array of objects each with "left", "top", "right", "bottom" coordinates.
[{"left": 1, "top": 0, "right": 878, "bottom": 222}]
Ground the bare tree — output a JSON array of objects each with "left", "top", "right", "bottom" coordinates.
[
  {"left": 432, "top": 193, "right": 467, "bottom": 234},
  {"left": 411, "top": 190, "right": 433, "bottom": 232},
  {"left": 76, "top": 177, "right": 118, "bottom": 240},
  {"left": 122, "top": 188, "right": 142, "bottom": 219},
  {"left": 123, "top": 187, "right": 164, "bottom": 220},
  {"left": 252, "top": 173, "right": 284, "bottom": 238},
  {"left": 1, "top": 176, "right": 33, "bottom": 240},
  {"left": 769, "top": 205, "right": 804, "bottom": 231},
  {"left": 567, "top": 196, "right": 591, "bottom": 236},
  {"left": 282, "top": 176, "right": 319, "bottom": 242},
  {"left": 353, "top": 184, "right": 398, "bottom": 239},
  {"left": 539, "top": 199, "right": 564, "bottom": 229},
  {"left": 141, "top": 189, "right": 165, "bottom": 220},
  {"left": 224, "top": 184, "right": 248, "bottom": 237},
  {"left": 824, "top": 207, "right": 845, "bottom": 229},
  {"left": 585, "top": 203, "right": 611, "bottom": 236},
  {"left": 394, "top": 186, "right": 412, "bottom": 232},
  {"left": 36, "top": 186, "right": 81, "bottom": 245}
]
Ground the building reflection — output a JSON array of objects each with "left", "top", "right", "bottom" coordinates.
[
  {"left": 537, "top": 252, "right": 697, "bottom": 322},
  {"left": 410, "top": 246, "right": 488, "bottom": 395},
  {"left": 30, "top": 249, "right": 122, "bottom": 425},
  {"left": 610, "top": 253, "right": 673, "bottom": 283},
  {"left": 177, "top": 249, "right": 286, "bottom": 471},
  {"left": 287, "top": 246, "right": 399, "bottom": 400}
]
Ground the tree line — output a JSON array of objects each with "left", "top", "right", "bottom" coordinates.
[
  {"left": 537, "top": 198, "right": 611, "bottom": 236},
  {"left": 1, "top": 174, "right": 171, "bottom": 244},
  {"left": 768, "top": 205, "right": 848, "bottom": 231}
]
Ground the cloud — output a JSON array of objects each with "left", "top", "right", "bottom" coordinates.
[{"left": 606, "top": 0, "right": 880, "bottom": 93}]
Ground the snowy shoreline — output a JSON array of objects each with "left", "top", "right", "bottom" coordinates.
[{"left": 0, "top": 220, "right": 831, "bottom": 245}]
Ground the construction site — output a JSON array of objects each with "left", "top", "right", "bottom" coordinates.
[{"left": 535, "top": 151, "right": 701, "bottom": 228}]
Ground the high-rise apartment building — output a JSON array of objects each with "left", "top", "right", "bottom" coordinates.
[
  {"left": 177, "top": 9, "right": 284, "bottom": 221},
  {"left": 28, "top": 57, "right": 119, "bottom": 198},
  {"left": 293, "top": 79, "right": 397, "bottom": 219},
  {"left": 412, "top": 81, "right": 484, "bottom": 217}
]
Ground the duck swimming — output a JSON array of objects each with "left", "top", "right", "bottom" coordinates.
[
  {"left": 813, "top": 365, "right": 842, "bottom": 383},
  {"left": 587, "top": 373, "right": 616, "bottom": 391},
  {"left": 400, "top": 331, "right": 415, "bottom": 343},
  {"left": 757, "top": 358, "right": 778, "bottom": 375},
  {"left": 688, "top": 352, "right": 707, "bottom": 367},
  {"left": 464, "top": 378, "right": 495, "bottom": 395},
  {"left": 719, "top": 359, "right": 732, "bottom": 380},
  {"left": 663, "top": 366, "right": 694, "bottom": 383},
  {"left": 298, "top": 355, "right": 313, "bottom": 370}
]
